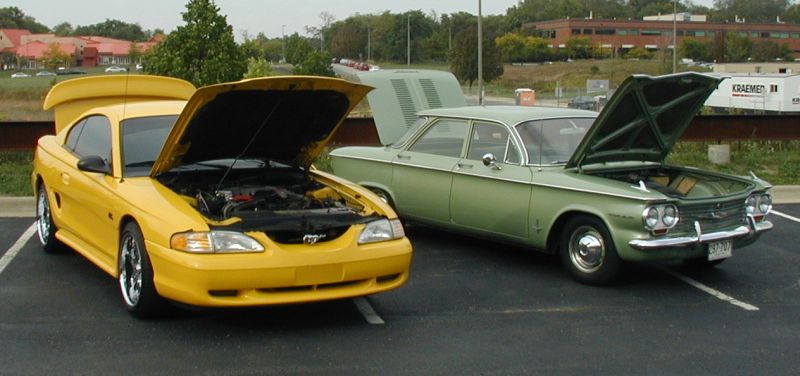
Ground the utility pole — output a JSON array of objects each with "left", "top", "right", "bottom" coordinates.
[
  {"left": 672, "top": 0, "right": 677, "bottom": 73},
  {"left": 281, "top": 24, "right": 286, "bottom": 63},
  {"left": 367, "top": 26, "right": 371, "bottom": 62},
  {"left": 407, "top": 14, "right": 411, "bottom": 66},
  {"left": 477, "top": 0, "right": 484, "bottom": 106}
]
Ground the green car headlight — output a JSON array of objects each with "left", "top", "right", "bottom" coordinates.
[
  {"left": 171, "top": 231, "right": 264, "bottom": 253},
  {"left": 745, "top": 195, "right": 758, "bottom": 214},
  {"left": 358, "top": 219, "right": 405, "bottom": 244},
  {"left": 644, "top": 207, "right": 660, "bottom": 229},
  {"left": 662, "top": 205, "right": 678, "bottom": 227},
  {"left": 757, "top": 194, "right": 772, "bottom": 214}
]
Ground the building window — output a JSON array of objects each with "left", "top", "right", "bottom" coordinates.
[
  {"left": 572, "top": 28, "right": 581, "bottom": 35},
  {"left": 642, "top": 30, "right": 661, "bottom": 36},
  {"left": 761, "top": 32, "right": 770, "bottom": 38},
  {"left": 792, "top": 33, "right": 800, "bottom": 39},
  {"left": 617, "top": 30, "right": 628, "bottom": 36},
  {"left": 583, "top": 29, "right": 593, "bottom": 35},
  {"left": 595, "top": 29, "right": 615, "bottom": 35},
  {"left": 676, "top": 30, "right": 684, "bottom": 36},
  {"left": 751, "top": 32, "right": 759, "bottom": 38},
  {"left": 708, "top": 31, "right": 715, "bottom": 37},
  {"left": 629, "top": 29, "right": 639, "bottom": 36},
  {"left": 739, "top": 32, "right": 748, "bottom": 37}
]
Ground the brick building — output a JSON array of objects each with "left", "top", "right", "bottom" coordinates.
[{"left": 525, "top": 15, "right": 800, "bottom": 58}]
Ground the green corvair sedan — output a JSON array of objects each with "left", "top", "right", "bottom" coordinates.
[{"left": 330, "top": 72, "right": 774, "bottom": 285}]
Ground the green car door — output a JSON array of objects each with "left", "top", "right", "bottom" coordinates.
[
  {"left": 391, "top": 118, "right": 469, "bottom": 225},
  {"left": 450, "top": 121, "right": 533, "bottom": 240}
]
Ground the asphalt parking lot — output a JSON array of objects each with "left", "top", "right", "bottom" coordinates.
[{"left": 1, "top": 205, "right": 799, "bottom": 375}]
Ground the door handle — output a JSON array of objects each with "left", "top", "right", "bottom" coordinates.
[
  {"left": 397, "top": 154, "right": 411, "bottom": 160},
  {"left": 457, "top": 162, "right": 473, "bottom": 169},
  {"left": 61, "top": 172, "right": 70, "bottom": 185}
]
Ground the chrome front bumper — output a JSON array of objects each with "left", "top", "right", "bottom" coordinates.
[{"left": 628, "top": 215, "right": 773, "bottom": 251}]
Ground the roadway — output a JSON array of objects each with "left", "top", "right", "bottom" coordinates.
[{"left": 1, "top": 205, "right": 799, "bottom": 374}]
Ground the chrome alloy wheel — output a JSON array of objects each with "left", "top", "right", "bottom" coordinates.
[
  {"left": 119, "top": 232, "right": 144, "bottom": 307},
  {"left": 36, "top": 186, "right": 51, "bottom": 245},
  {"left": 568, "top": 225, "right": 606, "bottom": 274}
]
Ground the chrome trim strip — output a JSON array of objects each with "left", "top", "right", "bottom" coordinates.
[
  {"left": 331, "top": 155, "right": 392, "bottom": 164},
  {"left": 628, "top": 219, "right": 773, "bottom": 250},
  {"left": 451, "top": 170, "right": 530, "bottom": 185},
  {"left": 392, "top": 161, "right": 454, "bottom": 173}
]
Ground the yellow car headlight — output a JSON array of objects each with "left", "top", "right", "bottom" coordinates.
[
  {"left": 170, "top": 231, "right": 264, "bottom": 253},
  {"left": 358, "top": 219, "right": 405, "bottom": 244}
]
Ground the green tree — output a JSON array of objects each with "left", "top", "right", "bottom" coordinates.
[
  {"left": 41, "top": 43, "right": 70, "bottom": 70},
  {"left": 128, "top": 42, "right": 142, "bottom": 66},
  {"left": 243, "top": 57, "right": 274, "bottom": 78},
  {"left": 496, "top": 33, "right": 527, "bottom": 62},
  {"left": 144, "top": 0, "right": 246, "bottom": 86},
  {"left": 74, "top": 19, "right": 148, "bottom": 41},
  {"left": 680, "top": 39, "right": 711, "bottom": 61},
  {"left": 783, "top": 3, "right": 800, "bottom": 23},
  {"left": 448, "top": 26, "right": 503, "bottom": 89},
  {"left": 712, "top": 0, "right": 790, "bottom": 23},
  {"left": 285, "top": 33, "right": 315, "bottom": 65},
  {"left": 565, "top": 37, "right": 592, "bottom": 59},
  {"left": 53, "top": 22, "right": 74, "bottom": 37},
  {"left": 0, "top": 7, "right": 49, "bottom": 33},
  {"left": 523, "top": 36, "right": 550, "bottom": 61},
  {"left": 751, "top": 41, "right": 791, "bottom": 62},
  {"left": 624, "top": 47, "right": 654, "bottom": 59},
  {"left": 293, "top": 50, "right": 335, "bottom": 77},
  {"left": 724, "top": 32, "right": 752, "bottom": 62}
]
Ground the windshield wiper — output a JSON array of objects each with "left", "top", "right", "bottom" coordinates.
[{"left": 125, "top": 161, "right": 155, "bottom": 168}]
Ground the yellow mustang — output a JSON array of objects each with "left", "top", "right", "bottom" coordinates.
[{"left": 32, "top": 75, "right": 412, "bottom": 318}]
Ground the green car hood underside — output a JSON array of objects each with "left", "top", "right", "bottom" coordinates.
[{"left": 566, "top": 73, "right": 724, "bottom": 170}]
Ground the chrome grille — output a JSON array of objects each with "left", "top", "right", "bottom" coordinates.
[{"left": 673, "top": 198, "right": 747, "bottom": 234}]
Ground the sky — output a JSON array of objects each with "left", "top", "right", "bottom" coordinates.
[{"left": 5, "top": 0, "right": 524, "bottom": 39}]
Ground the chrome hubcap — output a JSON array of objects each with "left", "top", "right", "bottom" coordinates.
[
  {"left": 119, "top": 233, "right": 143, "bottom": 307},
  {"left": 36, "top": 187, "right": 51, "bottom": 245},
  {"left": 569, "top": 226, "right": 605, "bottom": 273}
]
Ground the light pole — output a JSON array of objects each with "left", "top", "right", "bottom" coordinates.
[
  {"left": 407, "top": 14, "right": 411, "bottom": 66},
  {"left": 672, "top": 0, "right": 677, "bottom": 73},
  {"left": 367, "top": 26, "right": 371, "bottom": 62},
  {"left": 477, "top": 0, "right": 484, "bottom": 106},
  {"left": 281, "top": 24, "right": 286, "bottom": 63}
]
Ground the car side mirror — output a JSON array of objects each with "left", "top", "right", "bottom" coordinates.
[
  {"left": 481, "top": 153, "right": 502, "bottom": 170},
  {"left": 77, "top": 155, "right": 112, "bottom": 175}
]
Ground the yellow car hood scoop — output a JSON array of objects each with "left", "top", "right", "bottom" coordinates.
[{"left": 151, "top": 76, "right": 372, "bottom": 177}]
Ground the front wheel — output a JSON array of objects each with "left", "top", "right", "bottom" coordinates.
[
  {"left": 119, "top": 222, "right": 167, "bottom": 318},
  {"left": 36, "top": 184, "right": 62, "bottom": 253},
  {"left": 559, "top": 215, "right": 623, "bottom": 285}
]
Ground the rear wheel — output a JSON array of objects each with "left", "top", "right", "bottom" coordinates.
[
  {"left": 36, "top": 184, "right": 62, "bottom": 253},
  {"left": 119, "top": 222, "right": 167, "bottom": 318},
  {"left": 560, "top": 215, "right": 623, "bottom": 285}
]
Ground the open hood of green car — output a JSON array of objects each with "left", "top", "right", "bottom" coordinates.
[{"left": 566, "top": 73, "right": 724, "bottom": 169}]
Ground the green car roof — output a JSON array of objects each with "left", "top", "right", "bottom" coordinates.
[{"left": 418, "top": 105, "right": 597, "bottom": 126}]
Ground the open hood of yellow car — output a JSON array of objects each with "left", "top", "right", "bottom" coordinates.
[{"left": 151, "top": 76, "right": 372, "bottom": 177}]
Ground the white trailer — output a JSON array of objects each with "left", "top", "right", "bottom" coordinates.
[{"left": 704, "top": 73, "right": 800, "bottom": 113}]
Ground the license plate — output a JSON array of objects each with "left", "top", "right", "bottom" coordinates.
[{"left": 708, "top": 240, "right": 733, "bottom": 261}]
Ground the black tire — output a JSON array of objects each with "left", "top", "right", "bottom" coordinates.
[
  {"left": 559, "top": 215, "right": 624, "bottom": 285},
  {"left": 36, "top": 184, "right": 63, "bottom": 253},
  {"left": 118, "top": 222, "right": 167, "bottom": 318},
  {"left": 370, "top": 188, "right": 395, "bottom": 209}
]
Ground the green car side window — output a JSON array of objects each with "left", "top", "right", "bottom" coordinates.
[
  {"left": 408, "top": 118, "right": 468, "bottom": 158},
  {"left": 467, "top": 122, "right": 515, "bottom": 163}
]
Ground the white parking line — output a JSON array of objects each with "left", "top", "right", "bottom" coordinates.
[
  {"left": 353, "top": 297, "right": 385, "bottom": 324},
  {"left": 0, "top": 222, "right": 36, "bottom": 276},
  {"left": 772, "top": 210, "right": 800, "bottom": 223},
  {"left": 662, "top": 268, "right": 760, "bottom": 311}
]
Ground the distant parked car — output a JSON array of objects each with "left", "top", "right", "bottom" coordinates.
[
  {"left": 56, "top": 69, "right": 87, "bottom": 76},
  {"left": 105, "top": 66, "right": 127, "bottom": 73},
  {"left": 11, "top": 72, "right": 30, "bottom": 78},
  {"left": 36, "top": 71, "right": 57, "bottom": 77},
  {"left": 567, "top": 95, "right": 597, "bottom": 111},
  {"left": 135, "top": 63, "right": 143, "bottom": 71}
]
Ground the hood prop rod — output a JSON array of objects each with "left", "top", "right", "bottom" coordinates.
[{"left": 214, "top": 99, "right": 282, "bottom": 193}]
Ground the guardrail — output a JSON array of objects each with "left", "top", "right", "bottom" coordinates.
[{"left": 1, "top": 115, "right": 798, "bottom": 151}]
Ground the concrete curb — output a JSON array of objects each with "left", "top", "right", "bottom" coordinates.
[{"left": 2, "top": 186, "right": 799, "bottom": 218}]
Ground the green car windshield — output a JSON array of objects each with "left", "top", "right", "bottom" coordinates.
[{"left": 516, "top": 117, "right": 594, "bottom": 165}]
